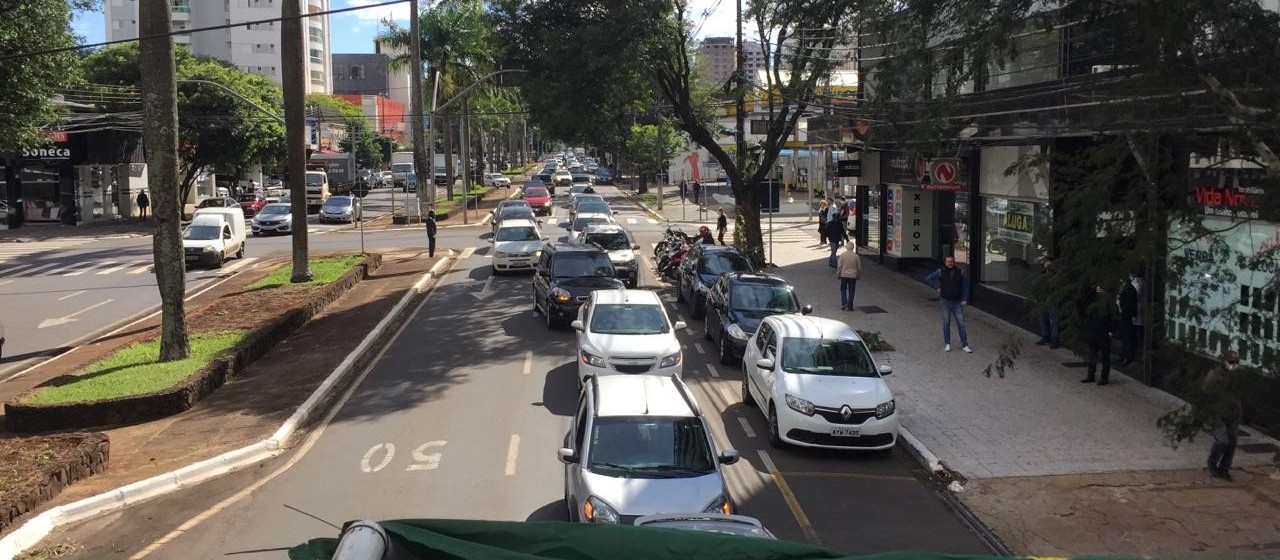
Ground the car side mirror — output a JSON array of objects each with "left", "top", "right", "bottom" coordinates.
[
  {"left": 488, "top": 238, "right": 495, "bottom": 243},
  {"left": 756, "top": 358, "right": 775, "bottom": 370},
  {"left": 673, "top": 321, "right": 687, "bottom": 330},
  {"left": 570, "top": 319, "right": 584, "bottom": 331},
  {"left": 718, "top": 449, "right": 740, "bottom": 465},
  {"left": 801, "top": 304, "right": 814, "bottom": 315},
  {"left": 879, "top": 364, "right": 893, "bottom": 375},
  {"left": 557, "top": 447, "right": 578, "bottom": 464}
]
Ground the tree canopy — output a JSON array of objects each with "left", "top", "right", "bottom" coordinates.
[{"left": 0, "top": 0, "right": 83, "bottom": 151}]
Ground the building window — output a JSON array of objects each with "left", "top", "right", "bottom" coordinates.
[
  {"left": 980, "top": 197, "right": 1052, "bottom": 296},
  {"left": 310, "top": 48, "right": 323, "bottom": 64},
  {"left": 171, "top": 0, "right": 190, "bottom": 12},
  {"left": 986, "top": 28, "right": 1060, "bottom": 90},
  {"left": 350, "top": 65, "right": 363, "bottom": 80}
]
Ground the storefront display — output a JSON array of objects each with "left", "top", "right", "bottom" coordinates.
[{"left": 980, "top": 197, "right": 1051, "bottom": 296}]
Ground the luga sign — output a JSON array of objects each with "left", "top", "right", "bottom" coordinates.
[{"left": 21, "top": 147, "right": 72, "bottom": 159}]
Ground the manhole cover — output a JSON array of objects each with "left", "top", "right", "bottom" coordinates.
[
  {"left": 1061, "top": 362, "right": 1089, "bottom": 368},
  {"left": 1239, "top": 443, "right": 1279, "bottom": 454},
  {"left": 857, "top": 305, "right": 888, "bottom": 314}
]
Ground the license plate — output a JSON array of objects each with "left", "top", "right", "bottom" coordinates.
[{"left": 831, "top": 428, "right": 861, "bottom": 437}]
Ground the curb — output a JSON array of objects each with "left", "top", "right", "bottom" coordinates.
[
  {"left": 625, "top": 193, "right": 668, "bottom": 223},
  {"left": 0, "top": 253, "right": 458, "bottom": 560}
]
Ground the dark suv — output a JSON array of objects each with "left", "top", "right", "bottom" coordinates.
[
  {"left": 704, "top": 273, "right": 810, "bottom": 364},
  {"left": 533, "top": 243, "right": 625, "bottom": 329},
  {"left": 678, "top": 245, "right": 755, "bottom": 320}
]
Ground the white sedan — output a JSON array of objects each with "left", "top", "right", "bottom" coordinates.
[
  {"left": 491, "top": 218, "right": 546, "bottom": 273},
  {"left": 486, "top": 172, "right": 512, "bottom": 187},
  {"left": 572, "top": 289, "right": 686, "bottom": 384},
  {"left": 741, "top": 314, "right": 898, "bottom": 450}
]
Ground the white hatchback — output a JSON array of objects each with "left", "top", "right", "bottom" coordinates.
[
  {"left": 491, "top": 218, "right": 546, "bottom": 273},
  {"left": 741, "top": 314, "right": 898, "bottom": 450},
  {"left": 572, "top": 289, "right": 686, "bottom": 384}
]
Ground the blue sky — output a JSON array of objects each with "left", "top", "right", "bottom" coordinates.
[{"left": 71, "top": 0, "right": 739, "bottom": 54}]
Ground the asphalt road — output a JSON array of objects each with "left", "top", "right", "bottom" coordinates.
[{"left": 36, "top": 186, "right": 989, "bottom": 559}]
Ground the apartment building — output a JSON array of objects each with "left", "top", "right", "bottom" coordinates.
[
  {"left": 696, "top": 37, "right": 767, "bottom": 89},
  {"left": 103, "top": 0, "right": 332, "bottom": 93}
]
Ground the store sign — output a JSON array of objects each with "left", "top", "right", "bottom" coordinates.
[
  {"left": 44, "top": 130, "right": 68, "bottom": 143},
  {"left": 995, "top": 200, "right": 1035, "bottom": 244},
  {"left": 836, "top": 159, "right": 862, "bottom": 177},
  {"left": 921, "top": 158, "right": 965, "bottom": 191},
  {"left": 885, "top": 186, "right": 899, "bottom": 256},
  {"left": 881, "top": 152, "right": 918, "bottom": 185},
  {"left": 21, "top": 147, "right": 72, "bottom": 160},
  {"left": 1189, "top": 168, "right": 1266, "bottom": 218}
]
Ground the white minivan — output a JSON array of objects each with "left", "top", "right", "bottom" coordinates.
[{"left": 184, "top": 207, "right": 246, "bottom": 268}]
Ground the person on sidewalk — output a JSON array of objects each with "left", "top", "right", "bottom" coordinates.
[
  {"left": 1117, "top": 270, "right": 1145, "bottom": 366},
  {"left": 1203, "top": 350, "right": 1243, "bottom": 480},
  {"left": 136, "top": 190, "right": 150, "bottom": 221},
  {"left": 679, "top": 179, "right": 688, "bottom": 200},
  {"left": 692, "top": 181, "right": 703, "bottom": 206},
  {"left": 1080, "top": 282, "right": 1114, "bottom": 385},
  {"left": 695, "top": 225, "right": 716, "bottom": 245},
  {"left": 716, "top": 208, "right": 728, "bottom": 245},
  {"left": 818, "top": 198, "right": 830, "bottom": 245},
  {"left": 426, "top": 210, "right": 438, "bottom": 258},
  {"left": 825, "top": 216, "right": 848, "bottom": 268},
  {"left": 1033, "top": 257, "right": 1060, "bottom": 348},
  {"left": 925, "top": 257, "right": 972, "bottom": 353},
  {"left": 836, "top": 240, "right": 861, "bottom": 311}
]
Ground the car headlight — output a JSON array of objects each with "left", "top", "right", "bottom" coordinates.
[
  {"left": 726, "top": 323, "right": 748, "bottom": 340},
  {"left": 494, "top": 251, "right": 509, "bottom": 258},
  {"left": 202, "top": 246, "right": 214, "bottom": 253},
  {"left": 550, "top": 288, "right": 573, "bottom": 304},
  {"left": 875, "top": 399, "right": 896, "bottom": 419},
  {"left": 543, "top": 201, "right": 552, "bottom": 206},
  {"left": 785, "top": 394, "right": 815, "bottom": 416},
  {"left": 703, "top": 494, "right": 732, "bottom": 515},
  {"left": 659, "top": 352, "right": 681, "bottom": 368},
  {"left": 584, "top": 496, "right": 619, "bottom": 524},
  {"left": 580, "top": 350, "right": 606, "bottom": 368}
]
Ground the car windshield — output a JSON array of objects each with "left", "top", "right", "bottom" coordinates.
[
  {"left": 496, "top": 226, "right": 540, "bottom": 242},
  {"left": 570, "top": 186, "right": 589, "bottom": 194},
  {"left": 588, "top": 417, "right": 715, "bottom": 478},
  {"left": 183, "top": 225, "right": 221, "bottom": 240},
  {"left": 576, "top": 204, "right": 611, "bottom": 215},
  {"left": 391, "top": 164, "right": 413, "bottom": 173},
  {"left": 731, "top": 284, "right": 799, "bottom": 313},
  {"left": 572, "top": 217, "right": 608, "bottom": 232},
  {"left": 525, "top": 187, "right": 549, "bottom": 198},
  {"left": 260, "top": 204, "right": 290, "bottom": 215},
  {"left": 500, "top": 201, "right": 531, "bottom": 210},
  {"left": 199, "top": 198, "right": 227, "bottom": 207},
  {"left": 552, "top": 253, "right": 614, "bottom": 277},
  {"left": 572, "top": 175, "right": 590, "bottom": 183},
  {"left": 781, "top": 338, "right": 878, "bottom": 377},
  {"left": 323, "top": 198, "right": 351, "bottom": 209},
  {"left": 499, "top": 209, "right": 535, "bottom": 221},
  {"left": 583, "top": 232, "right": 630, "bottom": 251},
  {"left": 590, "top": 303, "right": 669, "bottom": 334},
  {"left": 700, "top": 252, "right": 754, "bottom": 276},
  {"left": 305, "top": 174, "right": 325, "bottom": 186}
]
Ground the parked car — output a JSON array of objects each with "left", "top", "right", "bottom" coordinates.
[
  {"left": 522, "top": 185, "right": 554, "bottom": 215},
  {"left": 572, "top": 289, "right": 686, "bottom": 383},
  {"left": 633, "top": 514, "right": 775, "bottom": 539},
  {"left": 678, "top": 245, "right": 756, "bottom": 319},
  {"left": 318, "top": 195, "right": 360, "bottom": 223},
  {"left": 559, "top": 373, "right": 739, "bottom": 524},
  {"left": 532, "top": 243, "right": 624, "bottom": 329},
  {"left": 742, "top": 314, "right": 898, "bottom": 450},
  {"left": 704, "top": 273, "right": 809, "bottom": 365},
  {"left": 579, "top": 224, "right": 640, "bottom": 288},
  {"left": 237, "top": 193, "right": 267, "bottom": 217},
  {"left": 251, "top": 203, "right": 293, "bottom": 236},
  {"left": 491, "top": 218, "right": 546, "bottom": 274}
]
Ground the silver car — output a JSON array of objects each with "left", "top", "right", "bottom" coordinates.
[{"left": 558, "top": 374, "right": 739, "bottom": 525}]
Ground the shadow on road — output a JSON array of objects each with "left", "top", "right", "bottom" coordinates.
[{"left": 526, "top": 500, "right": 569, "bottom": 522}]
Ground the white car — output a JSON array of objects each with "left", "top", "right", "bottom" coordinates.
[
  {"left": 572, "top": 289, "right": 686, "bottom": 384},
  {"left": 568, "top": 213, "right": 614, "bottom": 244},
  {"left": 741, "top": 314, "right": 898, "bottom": 450},
  {"left": 491, "top": 218, "right": 546, "bottom": 273},
  {"left": 485, "top": 172, "right": 512, "bottom": 187}
]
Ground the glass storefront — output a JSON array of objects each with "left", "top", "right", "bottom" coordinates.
[
  {"left": 953, "top": 191, "right": 971, "bottom": 266},
  {"left": 20, "top": 165, "right": 63, "bottom": 222},
  {"left": 864, "top": 187, "right": 881, "bottom": 252},
  {"left": 980, "top": 197, "right": 1052, "bottom": 296}
]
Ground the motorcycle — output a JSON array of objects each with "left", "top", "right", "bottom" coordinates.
[
  {"left": 656, "top": 238, "right": 690, "bottom": 280},
  {"left": 653, "top": 223, "right": 691, "bottom": 260}
]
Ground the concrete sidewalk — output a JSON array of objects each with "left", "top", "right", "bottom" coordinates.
[{"left": 637, "top": 188, "right": 1280, "bottom": 557}]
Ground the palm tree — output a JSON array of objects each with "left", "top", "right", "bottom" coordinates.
[{"left": 379, "top": 0, "right": 494, "bottom": 198}]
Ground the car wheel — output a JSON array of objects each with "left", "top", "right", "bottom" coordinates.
[
  {"left": 653, "top": 241, "right": 666, "bottom": 260},
  {"left": 768, "top": 405, "right": 784, "bottom": 448},
  {"left": 545, "top": 300, "right": 557, "bottom": 329},
  {"left": 213, "top": 253, "right": 224, "bottom": 269},
  {"left": 532, "top": 287, "right": 541, "bottom": 314},
  {"left": 236, "top": 243, "right": 245, "bottom": 259},
  {"left": 719, "top": 335, "right": 735, "bottom": 366},
  {"left": 691, "top": 296, "right": 706, "bottom": 320},
  {"left": 741, "top": 374, "right": 755, "bottom": 407},
  {"left": 703, "top": 318, "right": 713, "bottom": 341}
]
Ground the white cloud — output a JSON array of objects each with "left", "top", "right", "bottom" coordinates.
[
  {"left": 685, "top": 0, "right": 759, "bottom": 41},
  {"left": 341, "top": 0, "right": 411, "bottom": 23}
]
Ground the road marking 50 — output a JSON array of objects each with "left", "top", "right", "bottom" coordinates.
[{"left": 360, "top": 440, "right": 447, "bottom": 473}]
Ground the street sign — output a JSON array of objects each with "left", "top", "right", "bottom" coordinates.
[
  {"left": 757, "top": 179, "right": 781, "bottom": 213},
  {"left": 351, "top": 179, "right": 371, "bottom": 198},
  {"left": 836, "top": 159, "right": 863, "bottom": 177}
]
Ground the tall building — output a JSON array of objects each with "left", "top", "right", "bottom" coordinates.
[
  {"left": 696, "top": 37, "right": 766, "bottom": 89},
  {"left": 103, "top": 0, "right": 332, "bottom": 94},
  {"left": 332, "top": 53, "right": 407, "bottom": 142}
]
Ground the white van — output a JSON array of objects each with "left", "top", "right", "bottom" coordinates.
[{"left": 184, "top": 207, "right": 247, "bottom": 268}]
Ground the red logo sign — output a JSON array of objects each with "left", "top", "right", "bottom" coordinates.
[
  {"left": 44, "top": 130, "right": 68, "bottom": 143},
  {"left": 933, "top": 161, "right": 957, "bottom": 183},
  {"left": 923, "top": 159, "right": 964, "bottom": 191}
]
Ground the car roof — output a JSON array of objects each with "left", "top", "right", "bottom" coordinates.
[
  {"left": 499, "top": 200, "right": 531, "bottom": 206},
  {"left": 498, "top": 218, "right": 538, "bottom": 229},
  {"left": 547, "top": 242, "right": 607, "bottom": 253},
  {"left": 582, "top": 223, "right": 626, "bottom": 234},
  {"left": 765, "top": 314, "right": 860, "bottom": 341},
  {"left": 591, "top": 288, "right": 661, "bottom": 305},
  {"left": 593, "top": 375, "right": 695, "bottom": 418},
  {"left": 574, "top": 213, "right": 612, "bottom": 222},
  {"left": 725, "top": 272, "right": 789, "bottom": 287}
]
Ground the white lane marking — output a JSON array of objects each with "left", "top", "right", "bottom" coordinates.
[
  {"left": 360, "top": 443, "right": 396, "bottom": 473},
  {"left": 719, "top": 385, "right": 736, "bottom": 404},
  {"left": 626, "top": 218, "right": 637, "bottom": 225},
  {"left": 0, "top": 279, "right": 12, "bottom": 288},
  {"left": 693, "top": 342, "right": 706, "bottom": 354},
  {"left": 46, "top": 262, "right": 90, "bottom": 276},
  {"left": 65, "top": 260, "right": 116, "bottom": 276},
  {"left": 459, "top": 246, "right": 476, "bottom": 260},
  {"left": 684, "top": 323, "right": 695, "bottom": 336},
  {"left": 219, "top": 257, "right": 258, "bottom": 273},
  {"left": 0, "top": 264, "right": 35, "bottom": 276},
  {"left": 128, "top": 264, "right": 153, "bottom": 275},
  {"left": 522, "top": 351, "right": 533, "bottom": 375},
  {"left": 407, "top": 441, "right": 446, "bottom": 471},
  {"left": 705, "top": 363, "right": 720, "bottom": 378},
  {"left": 504, "top": 434, "right": 521, "bottom": 476},
  {"left": 15, "top": 262, "right": 59, "bottom": 276},
  {"left": 95, "top": 261, "right": 136, "bottom": 275},
  {"left": 647, "top": 218, "right": 658, "bottom": 224},
  {"left": 38, "top": 298, "right": 114, "bottom": 329},
  {"left": 758, "top": 448, "right": 779, "bottom": 472},
  {"left": 56, "top": 290, "right": 87, "bottom": 301},
  {"left": 737, "top": 416, "right": 757, "bottom": 438}
]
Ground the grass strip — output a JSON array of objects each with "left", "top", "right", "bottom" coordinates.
[
  {"left": 22, "top": 331, "right": 248, "bottom": 405},
  {"left": 248, "top": 254, "right": 365, "bottom": 290}
]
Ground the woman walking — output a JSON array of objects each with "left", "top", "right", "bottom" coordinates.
[{"left": 818, "top": 198, "right": 830, "bottom": 245}]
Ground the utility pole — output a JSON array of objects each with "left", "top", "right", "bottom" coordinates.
[
  {"left": 656, "top": 125, "right": 664, "bottom": 211},
  {"left": 734, "top": 0, "right": 746, "bottom": 191},
  {"left": 139, "top": 0, "right": 189, "bottom": 360},
  {"left": 461, "top": 95, "right": 471, "bottom": 224},
  {"left": 282, "top": 0, "right": 311, "bottom": 282},
  {"left": 409, "top": 0, "right": 429, "bottom": 220}
]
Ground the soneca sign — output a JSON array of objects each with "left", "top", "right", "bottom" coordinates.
[{"left": 22, "top": 147, "right": 72, "bottom": 160}]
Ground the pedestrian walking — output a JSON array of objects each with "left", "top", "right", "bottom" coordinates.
[
  {"left": 0, "top": 319, "right": 5, "bottom": 362},
  {"left": 679, "top": 179, "right": 688, "bottom": 200},
  {"left": 716, "top": 208, "right": 728, "bottom": 245},
  {"left": 824, "top": 216, "right": 847, "bottom": 268},
  {"left": 1034, "top": 257, "right": 1060, "bottom": 348},
  {"left": 836, "top": 240, "right": 861, "bottom": 311},
  {"left": 818, "top": 198, "right": 830, "bottom": 245},
  {"left": 426, "top": 210, "right": 438, "bottom": 258},
  {"left": 925, "top": 256, "right": 972, "bottom": 352},
  {"left": 135, "top": 190, "right": 150, "bottom": 221},
  {"left": 1080, "top": 282, "right": 1114, "bottom": 385},
  {"left": 1117, "top": 270, "right": 1145, "bottom": 365},
  {"left": 692, "top": 181, "right": 703, "bottom": 206},
  {"left": 1203, "top": 350, "right": 1243, "bottom": 480}
]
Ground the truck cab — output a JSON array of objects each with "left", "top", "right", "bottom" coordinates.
[{"left": 305, "top": 171, "right": 330, "bottom": 212}]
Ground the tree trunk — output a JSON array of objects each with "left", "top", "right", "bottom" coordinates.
[
  {"left": 733, "top": 172, "right": 764, "bottom": 264},
  {"left": 443, "top": 110, "right": 455, "bottom": 199},
  {"left": 139, "top": 0, "right": 189, "bottom": 360},
  {"left": 282, "top": 0, "right": 311, "bottom": 282}
]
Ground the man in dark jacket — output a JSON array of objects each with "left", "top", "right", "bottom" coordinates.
[
  {"left": 925, "top": 256, "right": 971, "bottom": 352},
  {"left": 1203, "top": 350, "right": 1243, "bottom": 480},
  {"left": 715, "top": 208, "right": 728, "bottom": 245},
  {"left": 825, "top": 217, "right": 847, "bottom": 268},
  {"left": 426, "top": 211, "right": 438, "bottom": 258},
  {"left": 1117, "top": 271, "right": 1144, "bottom": 365},
  {"left": 1081, "top": 283, "right": 1114, "bottom": 385}
]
